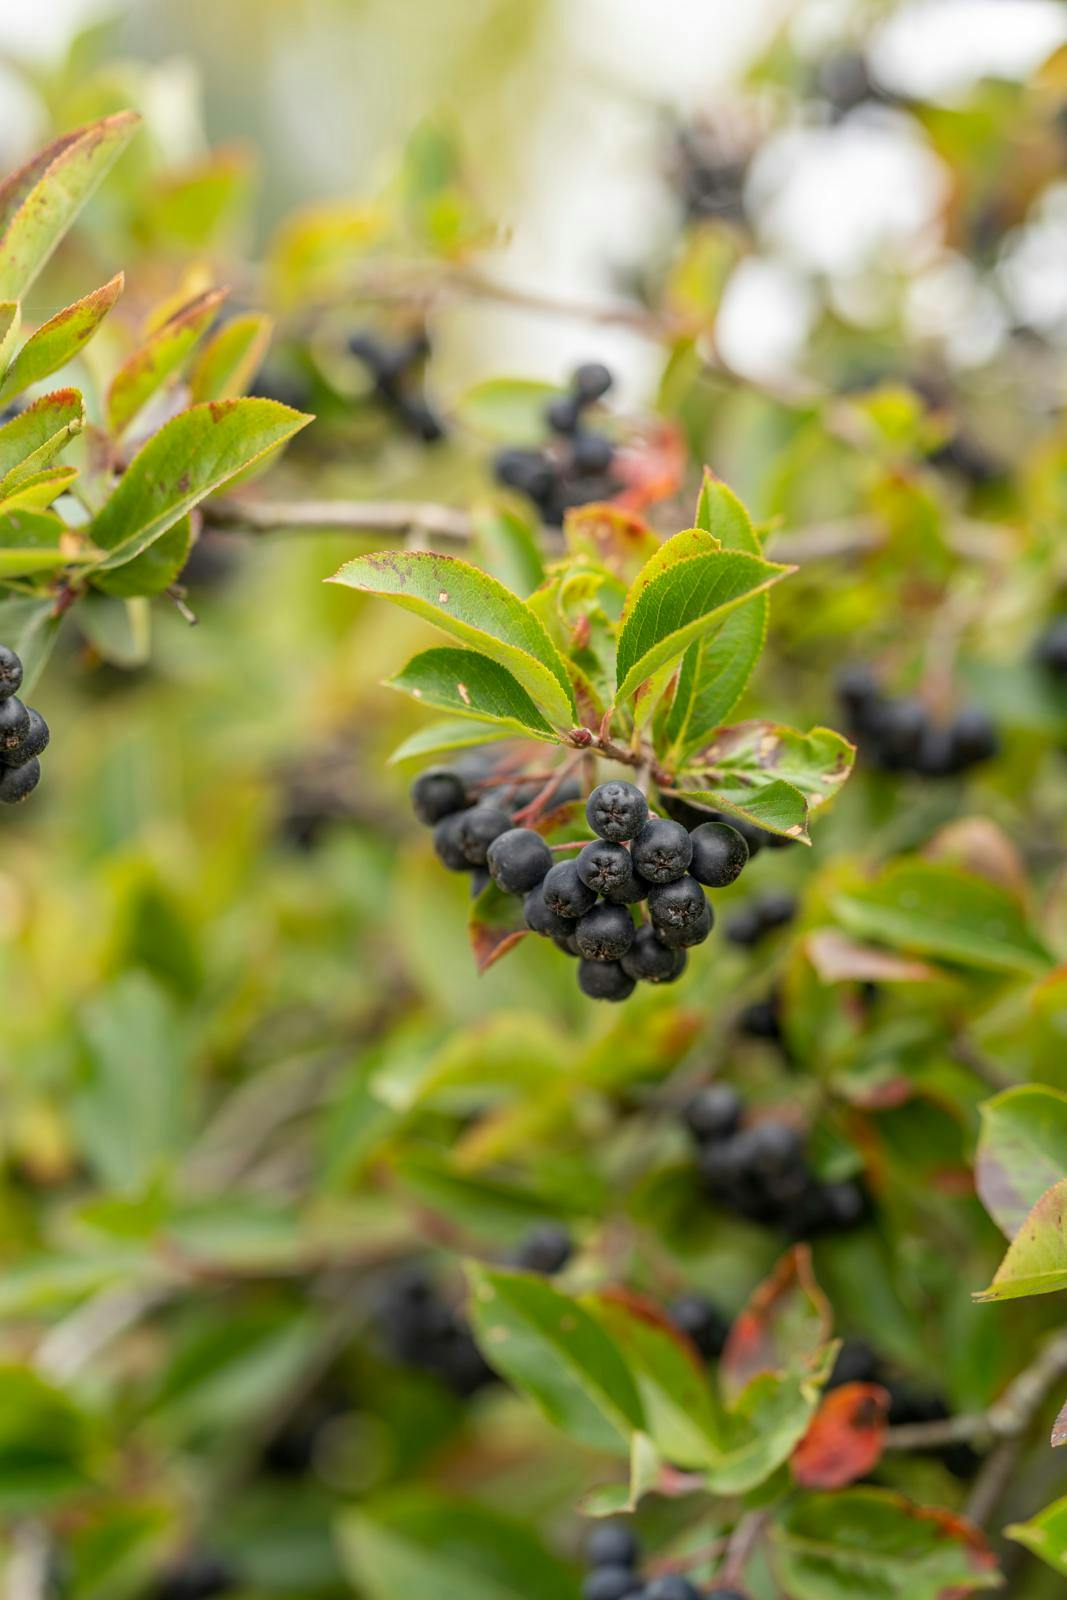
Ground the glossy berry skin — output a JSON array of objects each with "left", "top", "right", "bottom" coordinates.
[
  {"left": 0, "top": 695, "right": 29, "bottom": 753},
  {"left": 572, "top": 431, "right": 614, "bottom": 474},
  {"left": 644, "top": 1577, "right": 701, "bottom": 1600},
  {"left": 647, "top": 875, "right": 707, "bottom": 932},
  {"left": 455, "top": 804, "right": 512, "bottom": 865},
  {"left": 655, "top": 900, "right": 712, "bottom": 948},
  {"left": 577, "top": 959, "right": 635, "bottom": 1001},
  {"left": 632, "top": 818, "right": 692, "bottom": 883},
  {"left": 621, "top": 925, "right": 686, "bottom": 983},
  {"left": 524, "top": 883, "right": 576, "bottom": 939},
  {"left": 668, "top": 1293, "right": 730, "bottom": 1359},
  {"left": 411, "top": 767, "right": 469, "bottom": 824},
  {"left": 487, "top": 827, "right": 553, "bottom": 893},
  {"left": 512, "top": 1222, "right": 573, "bottom": 1274},
  {"left": 586, "top": 780, "right": 649, "bottom": 842},
  {"left": 572, "top": 362, "right": 613, "bottom": 401},
  {"left": 684, "top": 1084, "right": 743, "bottom": 1144},
  {"left": 2, "top": 706, "right": 48, "bottom": 766},
  {"left": 577, "top": 840, "right": 637, "bottom": 898},
  {"left": 542, "top": 859, "right": 597, "bottom": 920},
  {"left": 585, "top": 1523, "right": 638, "bottom": 1570},
  {"left": 575, "top": 902, "right": 635, "bottom": 962},
  {"left": 554, "top": 931, "right": 582, "bottom": 957},
  {"left": 689, "top": 821, "right": 748, "bottom": 887},
  {"left": 434, "top": 811, "right": 470, "bottom": 871},
  {"left": 582, "top": 1566, "right": 642, "bottom": 1600},
  {"left": 0, "top": 644, "right": 22, "bottom": 700},
  {"left": 0, "top": 757, "right": 40, "bottom": 803}
]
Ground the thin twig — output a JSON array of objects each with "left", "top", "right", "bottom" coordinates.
[
  {"left": 885, "top": 1326, "right": 1067, "bottom": 1454},
  {"left": 717, "top": 1510, "right": 767, "bottom": 1588},
  {"left": 965, "top": 1437, "right": 1022, "bottom": 1527},
  {"left": 207, "top": 495, "right": 483, "bottom": 544}
]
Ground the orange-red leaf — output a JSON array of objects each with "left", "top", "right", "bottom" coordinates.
[{"left": 792, "top": 1382, "right": 890, "bottom": 1489}]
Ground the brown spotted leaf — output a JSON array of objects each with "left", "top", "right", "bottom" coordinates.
[
  {"left": 0, "top": 274, "right": 123, "bottom": 404},
  {"left": 791, "top": 1382, "right": 890, "bottom": 1489},
  {"left": 673, "top": 721, "right": 855, "bottom": 844},
  {"left": 107, "top": 286, "right": 226, "bottom": 435}
]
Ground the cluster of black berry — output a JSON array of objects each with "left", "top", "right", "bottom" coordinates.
[
  {"left": 376, "top": 1267, "right": 495, "bottom": 1398},
  {"left": 348, "top": 327, "right": 445, "bottom": 441},
  {"left": 666, "top": 1292, "right": 730, "bottom": 1361},
  {"left": 583, "top": 1524, "right": 742, "bottom": 1600},
  {"left": 494, "top": 363, "right": 620, "bottom": 525},
  {"left": 1035, "top": 618, "right": 1067, "bottom": 677},
  {"left": 723, "top": 891, "right": 796, "bottom": 948},
  {"left": 0, "top": 646, "right": 50, "bottom": 804},
  {"left": 836, "top": 666, "right": 998, "bottom": 778},
  {"left": 684, "top": 1085, "right": 867, "bottom": 1237}
]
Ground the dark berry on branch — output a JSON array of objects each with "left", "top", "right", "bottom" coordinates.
[
  {"left": 759, "top": 891, "right": 797, "bottom": 930},
  {"left": 647, "top": 875, "right": 707, "bottom": 933},
  {"left": 914, "top": 726, "right": 958, "bottom": 778},
  {"left": 582, "top": 1567, "right": 643, "bottom": 1600},
  {"left": 724, "top": 906, "right": 762, "bottom": 947},
  {"left": 684, "top": 1084, "right": 742, "bottom": 1144},
  {"left": 631, "top": 818, "right": 692, "bottom": 883},
  {"left": 545, "top": 394, "right": 582, "bottom": 436},
  {"left": 738, "top": 994, "right": 781, "bottom": 1040},
  {"left": 512, "top": 1222, "right": 573, "bottom": 1275},
  {"left": 577, "top": 959, "right": 635, "bottom": 1001},
  {"left": 398, "top": 394, "right": 446, "bottom": 442},
  {"left": 0, "top": 757, "right": 40, "bottom": 804},
  {"left": 0, "top": 645, "right": 22, "bottom": 700},
  {"left": 494, "top": 448, "right": 556, "bottom": 502},
  {"left": 688, "top": 820, "right": 748, "bottom": 887},
  {"left": 455, "top": 804, "right": 512, "bottom": 865},
  {"left": 524, "top": 883, "right": 576, "bottom": 939},
  {"left": 586, "top": 780, "right": 649, "bottom": 842},
  {"left": 645, "top": 1576, "right": 702, "bottom": 1600},
  {"left": 411, "top": 767, "right": 470, "bottom": 824},
  {"left": 554, "top": 931, "right": 582, "bottom": 957},
  {"left": 621, "top": 925, "right": 686, "bottom": 983},
  {"left": 874, "top": 697, "right": 927, "bottom": 768},
  {"left": 836, "top": 662, "right": 882, "bottom": 718},
  {"left": 487, "top": 827, "right": 553, "bottom": 893},
  {"left": 542, "top": 859, "right": 597, "bottom": 919},
  {"left": 655, "top": 900, "right": 712, "bottom": 948},
  {"left": 0, "top": 696, "right": 29, "bottom": 753},
  {"left": 434, "top": 811, "right": 471, "bottom": 870},
  {"left": 586, "top": 1522, "right": 638, "bottom": 1570},
  {"left": 2, "top": 706, "right": 49, "bottom": 766},
  {"left": 948, "top": 705, "right": 998, "bottom": 767},
  {"left": 577, "top": 839, "right": 637, "bottom": 898},
  {"left": 667, "top": 1293, "right": 730, "bottom": 1360},
  {"left": 575, "top": 902, "right": 635, "bottom": 962},
  {"left": 572, "top": 431, "right": 614, "bottom": 474},
  {"left": 819, "top": 1178, "right": 868, "bottom": 1231},
  {"left": 572, "top": 362, "right": 613, "bottom": 402}
]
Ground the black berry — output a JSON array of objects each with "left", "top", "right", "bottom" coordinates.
[
  {"left": 455, "top": 804, "right": 512, "bottom": 865},
  {"left": 655, "top": 901, "right": 711, "bottom": 948},
  {"left": 0, "top": 696, "right": 29, "bottom": 753},
  {"left": 546, "top": 394, "right": 582, "bottom": 436},
  {"left": 577, "top": 959, "right": 635, "bottom": 1001},
  {"left": 524, "top": 882, "right": 576, "bottom": 939},
  {"left": 585, "top": 1523, "right": 638, "bottom": 1570},
  {"left": 575, "top": 902, "right": 635, "bottom": 962},
  {"left": 621, "top": 926, "right": 686, "bottom": 983},
  {"left": 684, "top": 1084, "right": 743, "bottom": 1143},
  {"left": 572, "top": 431, "right": 614, "bottom": 474},
  {"left": 582, "top": 1567, "right": 642, "bottom": 1600},
  {"left": 667, "top": 1293, "right": 730, "bottom": 1359},
  {"left": 586, "top": 780, "right": 649, "bottom": 842},
  {"left": 688, "top": 820, "right": 748, "bottom": 887},
  {"left": 631, "top": 819, "right": 692, "bottom": 883},
  {"left": 512, "top": 1223, "right": 573, "bottom": 1275},
  {"left": 542, "top": 859, "right": 597, "bottom": 920},
  {"left": 948, "top": 705, "right": 998, "bottom": 766},
  {"left": 645, "top": 1577, "right": 701, "bottom": 1600},
  {"left": 487, "top": 827, "right": 553, "bottom": 893},
  {"left": 577, "top": 840, "right": 638, "bottom": 898},
  {"left": 0, "top": 644, "right": 22, "bottom": 700},
  {"left": 2, "top": 706, "right": 49, "bottom": 766},
  {"left": 0, "top": 757, "right": 40, "bottom": 804},
  {"left": 494, "top": 448, "right": 556, "bottom": 503},
  {"left": 434, "top": 811, "right": 471, "bottom": 870},
  {"left": 572, "top": 362, "right": 613, "bottom": 402},
  {"left": 411, "top": 767, "right": 469, "bottom": 824},
  {"left": 646, "top": 875, "right": 707, "bottom": 933}
]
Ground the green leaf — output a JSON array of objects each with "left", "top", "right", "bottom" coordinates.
[
  {"left": 330, "top": 551, "right": 577, "bottom": 727},
  {"left": 455, "top": 377, "right": 560, "bottom": 443},
  {"left": 470, "top": 500, "right": 544, "bottom": 597},
  {"left": 91, "top": 515, "right": 192, "bottom": 598},
  {"left": 387, "top": 647, "right": 557, "bottom": 740},
  {"left": 0, "top": 111, "right": 140, "bottom": 300},
  {"left": 339, "top": 1492, "right": 581, "bottom": 1600},
  {"left": 0, "top": 594, "right": 61, "bottom": 691},
  {"left": 0, "top": 508, "right": 97, "bottom": 578},
  {"left": 107, "top": 287, "right": 226, "bottom": 435},
  {"left": 976, "top": 1085, "right": 1067, "bottom": 1241},
  {"left": 975, "top": 1178, "right": 1067, "bottom": 1302},
  {"left": 387, "top": 718, "right": 516, "bottom": 767},
  {"left": 673, "top": 722, "right": 855, "bottom": 842},
  {"left": 770, "top": 1488, "right": 1000, "bottom": 1599},
  {"left": 189, "top": 311, "right": 272, "bottom": 402},
  {"left": 77, "top": 593, "right": 151, "bottom": 668},
  {"left": 1008, "top": 1494, "right": 1067, "bottom": 1576},
  {"left": 670, "top": 778, "right": 809, "bottom": 841},
  {"left": 0, "top": 465, "right": 78, "bottom": 513},
  {"left": 0, "top": 274, "right": 123, "bottom": 404},
  {"left": 0, "top": 302, "right": 20, "bottom": 370},
  {"left": 614, "top": 549, "right": 790, "bottom": 703},
  {"left": 0, "top": 388, "right": 84, "bottom": 492},
  {"left": 92, "top": 398, "right": 311, "bottom": 568},
  {"left": 0, "top": 1365, "right": 97, "bottom": 1512},
  {"left": 832, "top": 861, "right": 1052, "bottom": 976},
  {"left": 466, "top": 1264, "right": 644, "bottom": 1452}
]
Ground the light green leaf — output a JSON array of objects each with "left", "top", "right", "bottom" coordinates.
[
  {"left": 466, "top": 1263, "right": 644, "bottom": 1452},
  {"left": 0, "top": 465, "right": 78, "bottom": 513},
  {"left": 92, "top": 515, "right": 192, "bottom": 598},
  {"left": 0, "top": 274, "right": 123, "bottom": 404},
  {"left": 107, "top": 287, "right": 225, "bottom": 435},
  {"left": 388, "top": 647, "right": 557, "bottom": 740},
  {"left": 976, "top": 1085, "right": 1067, "bottom": 1241},
  {"left": 387, "top": 717, "right": 516, "bottom": 767},
  {"left": 0, "top": 302, "right": 20, "bottom": 370},
  {"left": 92, "top": 398, "right": 311, "bottom": 568},
  {"left": 0, "top": 1365, "right": 97, "bottom": 1512},
  {"left": 771, "top": 1488, "right": 1001, "bottom": 1599},
  {"left": 189, "top": 311, "right": 272, "bottom": 402},
  {"left": 673, "top": 722, "right": 855, "bottom": 842},
  {"left": 0, "top": 508, "right": 98, "bottom": 577},
  {"left": 454, "top": 377, "right": 559, "bottom": 443},
  {"left": 670, "top": 778, "right": 809, "bottom": 842},
  {"left": 1008, "top": 1494, "right": 1067, "bottom": 1576},
  {"left": 471, "top": 500, "right": 544, "bottom": 597},
  {"left": 975, "top": 1178, "right": 1067, "bottom": 1302},
  {"left": 330, "top": 550, "right": 577, "bottom": 727},
  {"left": 0, "top": 388, "right": 84, "bottom": 493},
  {"left": 615, "top": 549, "right": 790, "bottom": 703},
  {"left": 0, "top": 595, "right": 61, "bottom": 691},
  {"left": 0, "top": 111, "right": 140, "bottom": 300}
]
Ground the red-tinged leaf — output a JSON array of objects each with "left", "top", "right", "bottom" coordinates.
[
  {"left": 107, "top": 287, "right": 227, "bottom": 435},
  {"left": 469, "top": 881, "right": 528, "bottom": 973},
  {"left": 720, "top": 1245, "right": 832, "bottom": 1402},
  {"left": 923, "top": 817, "right": 1029, "bottom": 900},
  {"left": 613, "top": 419, "right": 687, "bottom": 512},
  {"left": 791, "top": 1382, "right": 890, "bottom": 1489},
  {"left": 1052, "top": 1396, "right": 1067, "bottom": 1448},
  {"left": 805, "top": 929, "right": 939, "bottom": 985},
  {"left": 0, "top": 274, "right": 124, "bottom": 404},
  {"left": 563, "top": 502, "right": 659, "bottom": 582},
  {"left": 975, "top": 1178, "right": 1067, "bottom": 1301}
]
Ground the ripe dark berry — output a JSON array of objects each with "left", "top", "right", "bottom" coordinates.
[
  {"left": 524, "top": 883, "right": 576, "bottom": 939},
  {"left": 875, "top": 697, "right": 927, "bottom": 768},
  {"left": 577, "top": 840, "right": 637, "bottom": 898},
  {"left": 1036, "top": 618, "right": 1067, "bottom": 675},
  {"left": 512, "top": 1222, "right": 573, "bottom": 1274},
  {"left": 948, "top": 705, "right": 998, "bottom": 766},
  {"left": 487, "top": 827, "right": 553, "bottom": 893},
  {"left": 411, "top": 766, "right": 469, "bottom": 824},
  {"left": 586, "top": 780, "right": 649, "bottom": 842},
  {"left": 572, "top": 362, "right": 613, "bottom": 402},
  {"left": 746, "top": 1120, "right": 805, "bottom": 1177},
  {"left": 688, "top": 820, "right": 748, "bottom": 887},
  {"left": 724, "top": 906, "right": 762, "bottom": 947},
  {"left": 738, "top": 995, "right": 781, "bottom": 1040},
  {"left": 632, "top": 818, "right": 692, "bottom": 883},
  {"left": 836, "top": 662, "right": 881, "bottom": 717},
  {"left": 494, "top": 448, "right": 556, "bottom": 502},
  {"left": 578, "top": 959, "right": 635, "bottom": 1001},
  {"left": 655, "top": 900, "right": 711, "bottom": 948},
  {"left": 667, "top": 1293, "right": 730, "bottom": 1360},
  {"left": 586, "top": 1523, "right": 638, "bottom": 1570},
  {"left": 1, "top": 706, "right": 48, "bottom": 766},
  {"left": 684, "top": 1084, "right": 743, "bottom": 1144},
  {"left": 554, "top": 931, "right": 581, "bottom": 956},
  {"left": 914, "top": 725, "right": 959, "bottom": 778},
  {"left": 576, "top": 902, "right": 635, "bottom": 962},
  {"left": 645, "top": 1576, "right": 701, "bottom": 1600},
  {"left": 621, "top": 925, "right": 686, "bottom": 983},
  {"left": 153, "top": 1555, "right": 236, "bottom": 1600},
  {"left": 546, "top": 394, "right": 582, "bottom": 435},
  {"left": 759, "top": 891, "right": 796, "bottom": 930},
  {"left": 572, "top": 431, "right": 614, "bottom": 474},
  {"left": 582, "top": 1566, "right": 642, "bottom": 1600},
  {"left": 455, "top": 804, "right": 512, "bottom": 865},
  {"left": 434, "top": 811, "right": 471, "bottom": 870},
  {"left": 0, "top": 696, "right": 29, "bottom": 753},
  {"left": 828, "top": 1338, "right": 881, "bottom": 1389},
  {"left": 542, "top": 859, "right": 597, "bottom": 920},
  {"left": 647, "top": 875, "right": 707, "bottom": 933},
  {"left": 398, "top": 394, "right": 445, "bottom": 443},
  {"left": 0, "top": 756, "right": 40, "bottom": 803},
  {"left": 820, "top": 1178, "right": 868, "bottom": 1230},
  {"left": 0, "top": 645, "right": 22, "bottom": 700}
]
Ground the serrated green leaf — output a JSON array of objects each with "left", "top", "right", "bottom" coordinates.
[
  {"left": 673, "top": 722, "right": 855, "bottom": 842},
  {"left": 388, "top": 647, "right": 557, "bottom": 740},
  {"left": 330, "top": 550, "right": 577, "bottom": 727},
  {"left": 466, "top": 1264, "right": 644, "bottom": 1452},
  {"left": 107, "top": 287, "right": 225, "bottom": 435},
  {"left": 0, "top": 465, "right": 77, "bottom": 513},
  {"left": 0, "top": 302, "right": 19, "bottom": 370},
  {"left": 0, "top": 111, "right": 140, "bottom": 300},
  {"left": 0, "top": 388, "right": 84, "bottom": 493},
  {"left": 387, "top": 718, "right": 515, "bottom": 767},
  {"left": 670, "top": 778, "right": 809, "bottom": 841},
  {"left": 92, "top": 398, "right": 311, "bottom": 568},
  {"left": 0, "top": 274, "right": 123, "bottom": 404},
  {"left": 976, "top": 1085, "right": 1067, "bottom": 1241},
  {"left": 92, "top": 515, "right": 192, "bottom": 598},
  {"left": 615, "top": 549, "right": 790, "bottom": 703},
  {"left": 189, "top": 311, "right": 272, "bottom": 402},
  {"left": 975, "top": 1178, "right": 1067, "bottom": 1302}
]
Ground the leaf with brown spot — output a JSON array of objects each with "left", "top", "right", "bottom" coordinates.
[
  {"left": 791, "top": 1382, "right": 890, "bottom": 1489},
  {"left": 107, "top": 286, "right": 226, "bottom": 435},
  {"left": 0, "top": 389, "right": 84, "bottom": 494},
  {"left": 720, "top": 1246, "right": 832, "bottom": 1403},
  {"left": 0, "top": 275, "right": 123, "bottom": 404},
  {"left": 387, "top": 647, "right": 558, "bottom": 741}
]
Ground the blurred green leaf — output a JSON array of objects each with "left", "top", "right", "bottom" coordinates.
[
  {"left": 0, "top": 274, "right": 123, "bottom": 404},
  {"left": 976, "top": 1085, "right": 1067, "bottom": 1241},
  {"left": 107, "top": 287, "right": 225, "bottom": 436}
]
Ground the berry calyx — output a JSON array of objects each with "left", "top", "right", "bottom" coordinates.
[
  {"left": 577, "top": 839, "right": 638, "bottom": 898},
  {"left": 524, "top": 882, "right": 577, "bottom": 939},
  {"left": 631, "top": 818, "right": 693, "bottom": 883},
  {"left": 655, "top": 900, "right": 712, "bottom": 948},
  {"left": 586, "top": 780, "right": 649, "bottom": 842},
  {"left": 646, "top": 874, "right": 707, "bottom": 933}
]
